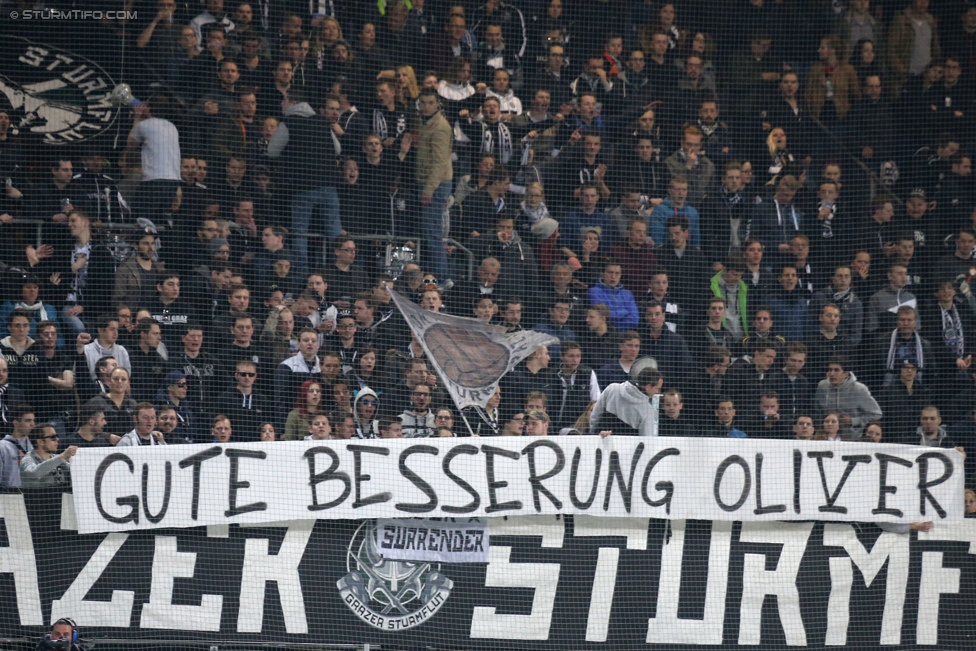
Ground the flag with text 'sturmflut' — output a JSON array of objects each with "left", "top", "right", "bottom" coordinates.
[{"left": 388, "top": 287, "right": 557, "bottom": 410}]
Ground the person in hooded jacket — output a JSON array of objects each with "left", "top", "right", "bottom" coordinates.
[
  {"left": 814, "top": 356, "right": 882, "bottom": 439},
  {"left": 353, "top": 386, "right": 381, "bottom": 439},
  {"left": 590, "top": 367, "right": 663, "bottom": 437}
]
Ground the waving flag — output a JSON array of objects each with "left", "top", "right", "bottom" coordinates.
[{"left": 388, "top": 288, "right": 557, "bottom": 410}]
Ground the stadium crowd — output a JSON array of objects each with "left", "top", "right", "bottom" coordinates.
[{"left": 0, "top": 0, "right": 975, "bottom": 506}]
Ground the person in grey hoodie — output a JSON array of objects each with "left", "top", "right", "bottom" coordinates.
[
  {"left": 590, "top": 367, "right": 663, "bottom": 437},
  {"left": 20, "top": 423, "right": 76, "bottom": 488},
  {"left": 917, "top": 406, "right": 967, "bottom": 455},
  {"left": 0, "top": 404, "right": 34, "bottom": 487},
  {"left": 814, "top": 356, "right": 882, "bottom": 439}
]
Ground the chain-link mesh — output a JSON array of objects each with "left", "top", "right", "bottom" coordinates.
[{"left": 0, "top": 1, "right": 975, "bottom": 649}]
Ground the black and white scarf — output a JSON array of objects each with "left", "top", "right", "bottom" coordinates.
[
  {"left": 699, "top": 120, "right": 719, "bottom": 137},
  {"left": 721, "top": 187, "right": 742, "bottom": 206},
  {"left": 15, "top": 302, "right": 50, "bottom": 322},
  {"left": 820, "top": 202, "right": 837, "bottom": 239},
  {"left": 372, "top": 108, "right": 405, "bottom": 142},
  {"left": 940, "top": 304, "right": 965, "bottom": 357},
  {"left": 832, "top": 287, "right": 852, "bottom": 303},
  {"left": 0, "top": 384, "right": 8, "bottom": 425},
  {"left": 481, "top": 121, "right": 514, "bottom": 165},
  {"left": 884, "top": 330, "right": 925, "bottom": 385}
]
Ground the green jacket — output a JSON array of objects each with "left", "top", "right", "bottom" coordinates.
[{"left": 710, "top": 272, "right": 749, "bottom": 336}]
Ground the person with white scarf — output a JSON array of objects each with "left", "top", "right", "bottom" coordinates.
[
  {"left": 868, "top": 306, "right": 933, "bottom": 390},
  {"left": 921, "top": 279, "right": 976, "bottom": 378},
  {"left": 457, "top": 97, "right": 545, "bottom": 167},
  {"left": 519, "top": 181, "right": 558, "bottom": 244}
]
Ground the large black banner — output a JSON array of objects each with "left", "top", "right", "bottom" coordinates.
[{"left": 2, "top": 490, "right": 975, "bottom": 648}]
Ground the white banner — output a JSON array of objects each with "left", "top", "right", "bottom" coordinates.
[
  {"left": 69, "top": 438, "right": 965, "bottom": 534},
  {"left": 376, "top": 518, "right": 489, "bottom": 562}
]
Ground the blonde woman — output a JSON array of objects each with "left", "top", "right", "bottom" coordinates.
[
  {"left": 396, "top": 65, "right": 420, "bottom": 109},
  {"left": 763, "top": 127, "right": 799, "bottom": 186},
  {"left": 312, "top": 17, "right": 343, "bottom": 61}
]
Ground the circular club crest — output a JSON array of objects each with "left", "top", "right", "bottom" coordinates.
[
  {"left": 0, "top": 37, "right": 118, "bottom": 145},
  {"left": 337, "top": 521, "right": 453, "bottom": 631},
  {"left": 423, "top": 324, "right": 511, "bottom": 387}
]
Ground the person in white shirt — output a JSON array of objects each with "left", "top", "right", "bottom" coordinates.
[{"left": 118, "top": 402, "right": 167, "bottom": 446}]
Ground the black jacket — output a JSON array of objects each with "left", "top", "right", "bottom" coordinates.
[
  {"left": 277, "top": 112, "right": 340, "bottom": 192},
  {"left": 212, "top": 389, "right": 271, "bottom": 443}
]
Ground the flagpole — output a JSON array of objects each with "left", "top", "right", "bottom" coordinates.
[
  {"left": 457, "top": 408, "right": 477, "bottom": 438},
  {"left": 385, "top": 285, "right": 556, "bottom": 438}
]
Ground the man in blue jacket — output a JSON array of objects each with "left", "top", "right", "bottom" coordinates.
[{"left": 588, "top": 262, "right": 639, "bottom": 330}]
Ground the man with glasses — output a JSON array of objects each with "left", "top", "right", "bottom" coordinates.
[
  {"left": 532, "top": 299, "right": 577, "bottom": 361},
  {"left": 616, "top": 50, "right": 649, "bottom": 98},
  {"left": 326, "top": 312, "right": 362, "bottom": 375},
  {"left": 400, "top": 384, "right": 436, "bottom": 437},
  {"left": 21, "top": 423, "right": 76, "bottom": 487},
  {"left": 214, "top": 360, "right": 270, "bottom": 442},
  {"left": 532, "top": 44, "right": 572, "bottom": 107},
  {"left": 156, "top": 370, "right": 200, "bottom": 443},
  {"left": 118, "top": 402, "right": 167, "bottom": 446},
  {"left": 388, "top": 359, "right": 446, "bottom": 416},
  {"left": 326, "top": 236, "right": 370, "bottom": 300}
]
